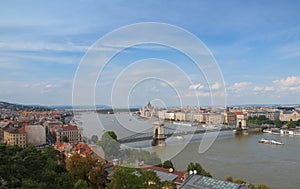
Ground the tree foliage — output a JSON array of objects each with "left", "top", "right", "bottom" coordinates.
[
  {"left": 226, "top": 176, "right": 233, "bottom": 182},
  {"left": 66, "top": 153, "right": 96, "bottom": 181},
  {"left": 227, "top": 175, "right": 270, "bottom": 189},
  {"left": 247, "top": 116, "right": 274, "bottom": 125},
  {"left": 256, "top": 183, "right": 270, "bottom": 189},
  {"left": 0, "top": 144, "right": 74, "bottom": 188},
  {"left": 107, "top": 131, "right": 118, "bottom": 141},
  {"left": 274, "top": 119, "right": 283, "bottom": 128},
  {"left": 106, "top": 166, "right": 161, "bottom": 189},
  {"left": 186, "top": 162, "right": 212, "bottom": 177},
  {"left": 91, "top": 135, "right": 99, "bottom": 144},
  {"left": 98, "top": 131, "right": 121, "bottom": 158},
  {"left": 162, "top": 160, "right": 174, "bottom": 169},
  {"left": 74, "top": 179, "right": 89, "bottom": 189},
  {"left": 87, "top": 163, "right": 108, "bottom": 189},
  {"left": 66, "top": 153, "right": 109, "bottom": 189}
]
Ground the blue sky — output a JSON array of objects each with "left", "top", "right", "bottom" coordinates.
[{"left": 1, "top": 0, "right": 300, "bottom": 106}]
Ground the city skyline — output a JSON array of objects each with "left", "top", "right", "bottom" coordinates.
[{"left": 1, "top": 1, "right": 300, "bottom": 106}]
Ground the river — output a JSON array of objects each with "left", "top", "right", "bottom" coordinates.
[{"left": 76, "top": 112, "right": 300, "bottom": 189}]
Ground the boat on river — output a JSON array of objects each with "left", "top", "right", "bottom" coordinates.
[
  {"left": 258, "top": 138, "right": 284, "bottom": 145},
  {"left": 172, "top": 121, "right": 198, "bottom": 127}
]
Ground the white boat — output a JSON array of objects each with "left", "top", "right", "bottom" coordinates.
[
  {"left": 263, "top": 129, "right": 272, "bottom": 134},
  {"left": 173, "top": 121, "right": 197, "bottom": 127},
  {"left": 271, "top": 140, "right": 284, "bottom": 145},
  {"left": 202, "top": 124, "right": 219, "bottom": 129},
  {"left": 258, "top": 138, "right": 284, "bottom": 145}
]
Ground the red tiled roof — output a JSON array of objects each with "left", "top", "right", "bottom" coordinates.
[
  {"left": 234, "top": 112, "right": 245, "bottom": 115},
  {"left": 54, "top": 125, "right": 78, "bottom": 131},
  {"left": 141, "top": 165, "right": 186, "bottom": 183},
  {"left": 55, "top": 142, "right": 70, "bottom": 152},
  {"left": 71, "top": 143, "right": 92, "bottom": 155},
  {"left": 63, "top": 125, "right": 78, "bottom": 130},
  {"left": 18, "top": 127, "right": 26, "bottom": 133}
]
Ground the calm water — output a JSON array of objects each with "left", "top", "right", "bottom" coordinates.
[{"left": 76, "top": 112, "right": 300, "bottom": 189}]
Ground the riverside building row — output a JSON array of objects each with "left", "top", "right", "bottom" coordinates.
[{"left": 141, "top": 102, "right": 300, "bottom": 124}]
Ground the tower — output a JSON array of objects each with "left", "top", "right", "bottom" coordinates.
[
  {"left": 152, "top": 121, "right": 166, "bottom": 146},
  {"left": 235, "top": 113, "right": 248, "bottom": 135}
]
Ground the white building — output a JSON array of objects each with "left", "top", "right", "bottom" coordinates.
[
  {"left": 164, "top": 112, "right": 175, "bottom": 120},
  {"left": 158, "top": 110, "right": 166, "bottom": 120},
  {"left": 193, "top": 114, "right": 205, "bottom": 123},
  {"left": 28, "top": 125, "right": 46, "bottom": 146},
  {"left": 204, "top": 113, "right": 224, "bottom": 124},
  {"left": 175, "top": 112, "right": 186, "bottom": 121},
  {"left": 280, "top": 110, "right": 300, "bottom": 121}
]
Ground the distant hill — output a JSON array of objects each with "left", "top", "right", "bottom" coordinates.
[
  {"left": 48, "top": 105, "right": 112, "bottom": 110},
  {"left": 0, "top": 101, "right": 53, "bottom": 111},
  {"left": 0, "top": 101, "right": 141, "bottom": 111}
]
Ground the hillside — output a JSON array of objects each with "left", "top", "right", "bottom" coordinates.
[{"left": 0, "top": 101, "right": 53, "bottom": 111}]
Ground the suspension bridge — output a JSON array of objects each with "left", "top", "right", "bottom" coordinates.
[{"left": 118, "top": 125, "right": 233, "bottom": 143}]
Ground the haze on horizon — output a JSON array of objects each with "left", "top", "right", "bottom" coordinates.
[{"left": 1, "top": 1, "right": 300, "bottom": 107}]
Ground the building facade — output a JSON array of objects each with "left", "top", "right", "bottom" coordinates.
[
  {"left": 52, "top": 125, "right": 83, "bottom": 144},
  {"left": 3, "top": 127, "right": 26, "bottom": 148},
  {"left": 280, "top": 110, "right": 300, "bottom": 121},
  {"left": 204, "top": 113, "right": 224, "bottom": 124},
  {"left": 224, "top": 111, "right": 236, "bottom": 124}
]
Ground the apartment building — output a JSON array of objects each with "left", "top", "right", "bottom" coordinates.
[
  {"left": 52, "top": 125, "right": 83, "bottom": 143},
  {"left": 3, "top": 127, "right": 26, "bottom": 148}
]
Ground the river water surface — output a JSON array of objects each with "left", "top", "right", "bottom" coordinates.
[{"left": 76, "top": 112, "right": 300, "bottom": 189}]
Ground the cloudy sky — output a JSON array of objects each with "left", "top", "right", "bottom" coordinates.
[{"left": 1, "top": 0, "right": 300, "bottom": 107}]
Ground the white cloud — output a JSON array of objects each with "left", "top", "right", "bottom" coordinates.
[
  {"left": 264, "top": 86, "right": 275, "bottom": 92},
  {"left": 253, "top": 86, "right": 263, "bottom": 91},
  {"left": 251, "top": 76, "right": 300, "bottom": 98},
  {"left": 273, "top": 76, "right": 300, "bottom": 86},
  {"left": 228, "top": 82, "right": 252, "bottom": 91},
  {"left": 184, "top": 91, "right": 210, "bottom": 97},
  {"left": 189, "top": 83, "right": 204, "bottom": 90},
  {"left": 211, "top": 82, "right": 221, "bottom": 90}
]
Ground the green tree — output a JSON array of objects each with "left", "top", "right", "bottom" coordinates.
[
  {"left": 66, "top": 153, "right": 96, "bottom": 181},
  {"left": 287, "top": 119, "right": 296, "bottom": 129},
  {"left": 274, "top": 119, "right": 283, "bottom": 128},
  {"left": 234, "top": 179, "right": 247, "bottom": 184},
  {"left": 91, "top": 135, "right": 99, "bottom": 144},
  {"left": 74, "top": 179, "right": 89, "bottom": 189},
  {"left": 107, "top": 131, "right": 118, "bottom": 141},
  {"left": 226, "top": 176, "right": 233, "bottom": 182},
  {"left": 98, "top": 131, "right": 120, "bottom": 158},
  {"left": 162, "top": 160, "right": 174, "bottom": 169},
  {"left": 106, "top": 166, "right": 140, "bottom": 189},
  {"left": 0, "top": 144, "right": 74, "bottom": 188},
  {"left": 161, "top": 180, "right": 176, "bottom": 189},
  {"left": 256, "top": 183, "right": 270, "bottom": 189},
  {"left": 106, "top": 166, "right": 161, "bottom": 189},
  {"left": 186, "top": 162, "right": 212, "bottom": 177},
  {"left": 88, "top": 163, "right": 108, "bottom": 189}
]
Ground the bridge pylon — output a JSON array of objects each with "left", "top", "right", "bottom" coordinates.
[
  {"left": 152, "top": 121, "right": 166, "bottom": 146},
  {"left": 234, "top": 113, "right": 248, "bottom": 135}
]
